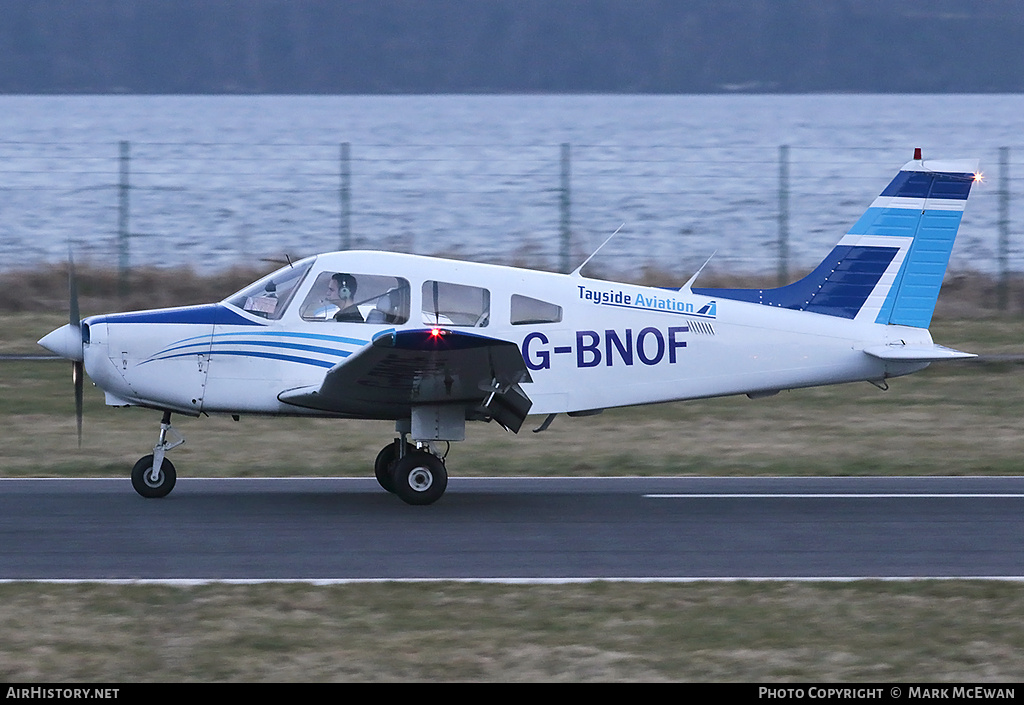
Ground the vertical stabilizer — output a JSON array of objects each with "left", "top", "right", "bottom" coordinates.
[{"left": 693, "top": 152, "right": 978, "bottom": 329}]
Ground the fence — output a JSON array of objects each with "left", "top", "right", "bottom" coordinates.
[{"left": 0, "top": 140, "right": 1020, "bottom": 298}]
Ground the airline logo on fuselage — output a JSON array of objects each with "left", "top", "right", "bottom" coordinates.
[{"left": 577, "top": 284, "right": 717, "bottom": 318}]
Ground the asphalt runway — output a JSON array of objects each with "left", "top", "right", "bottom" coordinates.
[{"left": 1, "top": 476, "right": 1022, "bottom": 581}]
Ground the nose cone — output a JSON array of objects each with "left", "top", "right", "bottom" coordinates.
[{"left": 38, "top": 323, "right": 84, "bottom": 361}]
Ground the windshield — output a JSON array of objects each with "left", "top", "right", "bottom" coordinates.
[{"left": 225, "top": 259, "right": 314, "bottom": 320}]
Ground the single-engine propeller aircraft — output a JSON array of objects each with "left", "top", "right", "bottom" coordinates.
[{"left": 40, "top": 150, "right": 981, "bottom": 505}]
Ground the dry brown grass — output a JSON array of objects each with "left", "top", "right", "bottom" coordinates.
[{"left": 1, "top": 581, "right": 1023, "bottom": 682}]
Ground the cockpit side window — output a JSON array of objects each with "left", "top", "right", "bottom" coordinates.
[
  {"left": 225, "top": 260, "right": 313, "bottom": 320},
  {"left": 299, "top": 272, "right": 410, "bottom": 324},
  {"left": 422, "top": 281, "right": 490, "bottom": 327},
  {"left": 511, "top": 294, "right": 563, "bottom": 325}
]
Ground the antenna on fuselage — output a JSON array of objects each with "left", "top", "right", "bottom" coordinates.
[
  {"left": 680, "top": 251, "right": 717, "bottom": 291},
  {"left": 569, "top": 223, "right": 625, "bottom": 278},
  {"left": 259, "top": 254, "right": 295, "bottom": 267}
]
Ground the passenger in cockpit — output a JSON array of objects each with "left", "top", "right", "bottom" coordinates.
[{"left": 327, "top": 273, "right": 364, "bottom": 323}]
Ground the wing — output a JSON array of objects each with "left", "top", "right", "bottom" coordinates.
[{"left": 278, "top": 328, "right": 534, "bottom": 431}]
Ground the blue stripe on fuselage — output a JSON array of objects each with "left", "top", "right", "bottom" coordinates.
[
  {"left": 141, "top": 330, "right": 370, "bottom": 365},
  {"left": 88, "top": 304, "right": 264, "bottom": 327},
  {"left": 144, "top": 339, "right": 355, "bottom": 363},
  {"left": 147, "top": 349, "right": 336, "bottom": 369}
]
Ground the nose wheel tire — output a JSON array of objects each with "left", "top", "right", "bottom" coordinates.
[
  {"left": 131, "top": 454, "right": 177, "bottom": 498},
  {"left": 390, "top": 451, "right": 447, "bottom": 505}
]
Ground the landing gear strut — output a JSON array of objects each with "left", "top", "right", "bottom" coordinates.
[{"left": 131, "top": 411, "right": 183, "bottom": 499}]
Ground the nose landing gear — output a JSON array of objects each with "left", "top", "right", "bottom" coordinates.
[{"left": 130, "top": 411, "right": 183, "bottom": 498}]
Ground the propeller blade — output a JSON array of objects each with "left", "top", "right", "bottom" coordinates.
[
  {"left": 69, "top": 250, "right": 83, "bottom": 447},
  {"left": 73, "top": 360, "right": 83, "bottom": 448},
  {"left": 68, "top": 253, "right": 80, "bottom": 327}
]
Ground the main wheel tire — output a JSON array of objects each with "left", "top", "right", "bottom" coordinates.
[
  {"left": 390, "top": 451, "right": 447, "bottom": 505},
  {"left": 374, "top": 441, "right": 414, "bottom": 493},
  {"left": 131, "top": 454, "right": 177, "bottom": 498}
]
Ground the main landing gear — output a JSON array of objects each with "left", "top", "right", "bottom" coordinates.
[
  {"left": 374, "top": 435, "right": 448, "bottom": 506},
  {"left": 129, "top": 413, "right": 449, "bottom": 505}
]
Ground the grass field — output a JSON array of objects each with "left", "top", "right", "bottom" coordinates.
[
  {"left": 2, "top": 268, "right": 1023, "bottom": 681},
  {"left": 2, "top": 581, "right": 1024, "bottom": 682}
]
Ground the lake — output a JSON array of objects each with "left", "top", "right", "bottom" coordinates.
[{"left": 0, "top": 94, "right": 1020, "bottom": 277}]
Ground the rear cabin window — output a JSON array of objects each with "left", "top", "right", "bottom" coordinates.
[
  {"left": 299, "top": 272, "right": 410, "bottom": 324},
  {"left": 511, "top": 295, "right": 563, "bottom": 325},
  {"left": 422, "top": 281, "right": 490, "bottom": 327}
]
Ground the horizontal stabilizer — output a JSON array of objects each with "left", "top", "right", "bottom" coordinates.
[{"left": 862, "top": 344, "right": 976, "bottom": 362}]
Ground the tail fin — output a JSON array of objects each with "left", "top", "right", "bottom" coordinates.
[{"left": 693, "top": 152, "right": 979, "bottom": 328}]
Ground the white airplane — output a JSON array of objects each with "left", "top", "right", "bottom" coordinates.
[{"left": 39, "top": 150, "right": 980, "bottom": 505}]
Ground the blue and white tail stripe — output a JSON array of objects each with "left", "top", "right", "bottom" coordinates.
[
  {"left": 141, "top": 331, "right": 370, "bottom": 370},
  {"left": 693, "top": 154, "right": 978, "bottom": 328}
]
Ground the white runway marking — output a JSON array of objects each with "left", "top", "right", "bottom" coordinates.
[
  {"left": 644, "top": 493, "right": 1024, "bottom": 499},
  {"left": 3, "top": 577, "right": 1024, "bottom": 585},
  {"left": 2, "top": 573, "right": 1024, "bottom": 586}
]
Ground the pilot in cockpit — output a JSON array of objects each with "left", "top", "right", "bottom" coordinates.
[{"left": 326, "top": 273, "right": 364, "bottom": 323}]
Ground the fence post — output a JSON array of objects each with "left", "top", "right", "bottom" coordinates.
[
  {"left": 778, "top": 144, "right": 790, "bottom": 287},
  {"left": 560, "top": 143, "right": 572, "bottom": 273},
  {"left": 340, "top": 142, "right": 351, "bottom": 251},
  {"left": 998, "top": 146, "right": 1010, "bottom": 311},
  {"left": 118, "top": 140, "right": 130, "bottom": 298}
]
